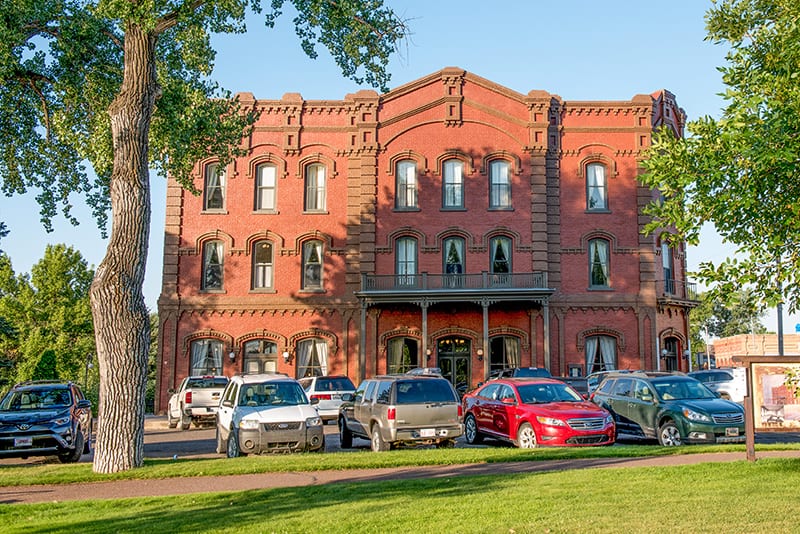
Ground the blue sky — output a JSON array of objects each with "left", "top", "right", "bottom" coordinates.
[{"left": 0, "top": 0, "right": 795, "bottom": 331}]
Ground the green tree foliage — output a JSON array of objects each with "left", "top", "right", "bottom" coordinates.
[
  {"left": 0, "top": 245, "right": 95, "bottom": 385},
  {"left": 690, "top": 289, "right": 767, "bottom": 354},
  {"left": 641, "top": 0, "right": 800, "bottom": 313},
  {"left": 0, "top": 0, "right": 409, "bottom": 472}
]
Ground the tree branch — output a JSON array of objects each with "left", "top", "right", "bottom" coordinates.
[{"left": 155, "top": 0, "right": 206, "bottom": 35}]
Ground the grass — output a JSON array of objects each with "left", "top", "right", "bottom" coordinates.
[
  {"left": 1, "top": 441, "right": 798, "bottom": 487},
  {"left": 1, "top": 457, "right": 798, "bottom": 533}
]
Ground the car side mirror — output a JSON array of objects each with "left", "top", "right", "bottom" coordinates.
[
  {"left": 168, "top": 388, "right": 175, "bottom": 394},
  {"left": 500, "top": 397, "right": 516, "bottom": 405},
  {"left": 77, "top": 399, "right": 91, "bottom": 409}
]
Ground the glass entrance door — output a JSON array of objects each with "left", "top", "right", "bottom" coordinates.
[{"left": 437, "top": 337, "right": 471, "bottom": 397}]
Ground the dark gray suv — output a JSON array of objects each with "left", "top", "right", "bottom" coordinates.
[
  {"left": 590, "top": 372, "right": 745, "bottom": 446},
  {"left": 338, "top": 374, "right": 463, "bottom": 451}
]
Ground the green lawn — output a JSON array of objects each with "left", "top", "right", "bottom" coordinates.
[{"left": 1, "top": 457, "right": 797, "bottom": 533}]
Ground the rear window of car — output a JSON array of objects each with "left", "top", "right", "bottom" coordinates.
[
  {"left": 395, "top": 379, "right": 457, "bottom": 404},
  {"left": 187, "top": 377, "right": 228, "bottom": 388},
  {"left": 514, "top": 368, "right": 552, "bottom": 378},
  {"left": 317, "top": 377, "right": 356, "bottom": 391}
]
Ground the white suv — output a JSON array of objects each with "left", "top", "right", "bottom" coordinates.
[
  {"left": 688, "top": 368, "right": 747, "bottom": 404},
  {"left": 215, "top": 374, "right": 325, "bottom": 456}
]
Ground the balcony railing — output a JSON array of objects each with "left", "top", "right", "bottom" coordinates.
[
  {"left": 662, "top": 279, "right": 699, "bottom": 301},
  {"left": 360, "top": 272, "right": 549, "bottom": 292}
]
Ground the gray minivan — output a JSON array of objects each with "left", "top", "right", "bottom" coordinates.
[{"left": 338, "top": 374, "right": 463, "bottom": 451}]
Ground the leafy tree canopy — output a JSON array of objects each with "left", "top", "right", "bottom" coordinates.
[{"left": 641, "top": 0, "right": 800, "bottom": 313}]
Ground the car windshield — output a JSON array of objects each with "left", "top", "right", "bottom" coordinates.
[
  {"left": 186, "top": 377, "right": 228, "bottom": 388},
  {"left": 395, "top": 380, "right": 456, "bottom": 404},
  {"left": 0, "top": 388, "right": 72, "bottom": 411},
  {"left": 316, "top": 377, "right": 355, "bottom": 391},
  {"left": 653, "top": 380, "right": 717, "bottom": 400},
  {"left": 239, "top": 382, "right": 308, "bottom": 407},
  {"left": 517, "top": 383, "right": 582, "bottom": 404},
  {"left": 514, "top": 368, "right": 551, "bottom": 378}
]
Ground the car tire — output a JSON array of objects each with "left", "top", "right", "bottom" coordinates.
[
  {"left": 215, "top": 426, "right": 226, "bottom": 454},
  {"left": 464, "top": 414, "right": 483, "bottom": 445},
  {"left": 167, "top": 411, "right": 178, "bottom": 429},
  {"left": 180, "top": 412, "right": 191, "bottom": 431},
  {"left": 58, "top": 430, "right": 84, "bottom": 463},
  {"left": 371, "top": 425, "right": 389, "bottom": 452},
  {"left": 516, "top": 422, "right": 538, "bottom": 449},
  {"left": 227, "top": 429, "right": 246, "bottom": 458},
  {"left": 658, "top": 420, "right": 682, "bottom": 446},
  {"left": 339, "top": 417, "right": 353, "bottom": 449}
]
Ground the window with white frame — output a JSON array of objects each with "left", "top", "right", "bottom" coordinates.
[
  {"left": 302, "top": 240, "right": 323, "bottom": 290},
  {"left": 489, "top": 160, "right": 511, "bottom": 208},
  {"left": 396, "top": 237, "right": 417, "bottom": 286},
  {"left": 252, "top": 240, "right": 274, "bottom": 290},
  {"left": 490, "top": 236, "right": 511, "bottom": 286},
  {"left": 304, "top": 163, "right": 326, "bottom": 211},
  {"left": 297, "top": 338, "right": 328, "bottom": 378},
  {"left": 443, "top": 159, "right": 464, "bottom": 208},
  {"left": 586, "top": 335, "right": 617, "bottom": 373},
  {"left": 589, "top": 238, "right": 610, "bottom": 288},
  {"left": 202, "top": 240, "right": 224, "bottom": 290},
  {"left": 255, "top": 163, "right": 277, "bottom": 211},
  {"left": 204, "top": 162, "right": 225, "bottom": 211},
  {"left": 190, "top": 339, "right": 223, "bottom": 375},
  {"left": 586, "top": 163, "right": 608, "bottom": 211},
  {"left": 243, "top": 339, "right": 278, "bottom": 374},
  {"left": 443, "top": 237, "right": 465, "bottom": 275},
  {"left": 395, "top": 160, "right": 418, "bottom": 209},
  {"left": 662, "top": 242, "right": 675, "bottom": 294}
]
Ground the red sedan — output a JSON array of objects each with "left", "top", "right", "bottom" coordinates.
[{"left": 462, "top": 378, "right": 615, "bottom": 448}]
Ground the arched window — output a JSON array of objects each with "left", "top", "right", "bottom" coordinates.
[
  {"left": 586, "top": 163, "right": 608, "bottom": 211},
  {"left": 190, "top": 339, "right": 223, "bottom": 375},
  {"left": 204, "top": 162, "right": 225, "bottom": 211},
  {"left": 442, "top": 159, "right": 464, "bottom": 208},
  {"left": 489, "top": 160, "right": 511, "bottom": 208},
  {"left": 395, "top": 160, "right": 418, "bottom": 209},
  {"left": 662, "top": 242, "right": 675, "bottom": 294},
  {"left": 243, "top": 339, "right": 278, "bottom": 374},
  {"left": 387, "top": 337, "right": 419, "bottom": 374},
  {"left": 302, "top": 240, "right": 324, "bottom": 290},
  {"left": 255, "top": 164, "right": 277, "bottom": 211},
  {"left": 304, "top": 163, "right": 326, "bottom": 211},
  {"left": 297, "top": 338, "right": 328, "bottom": 378},
  {"left": 489, "top": 336, "right": 520, "bottom": 373},
  {"left": 251, "top": 240, "right": 274, "bottom": 290},
  {"left": 201, "top": 240, "right": 224, "bottom": 290},
  {"left": 589, "top": 238, "right": 610, "bottom": 288},
  {"left": 585, "top": 335, "right": 617, "bottom": 373},
  {"left": 490, "top": 236, "right": 512, "bottom": 286},
  {"left": 443, "top": 236, "right": 465, "bottom": 287},
  {"left": 396, "top": 237, "right": 417, "bottom": 286}
]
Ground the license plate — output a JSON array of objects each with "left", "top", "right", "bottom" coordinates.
[
  {"left": 14, "top": 437, "right": 32, "bottom": 448},
  {"left": 420, "top": 428, "right": 435, "bottom": 438},
  {"left": 725, "top": 427, "right": 739, "bottom": 437}
]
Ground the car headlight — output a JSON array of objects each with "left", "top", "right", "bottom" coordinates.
[
  {"left": 682, "top": 408, "right": 711, "bottom": 422},
  {"left": 238, "top": 419, "right": 260, "bottom": 430},
  {"left": 306, "top": 416, "right": 323, "bottom": 427},
  {"left": 535, "top": 416, "right": 566, "bottom": 427},
  {"left": 52, "top": 416, "right": 71, "bottom": 425},
  {"left": 605, "top": 414, "right": 614, "bottom": 425}
]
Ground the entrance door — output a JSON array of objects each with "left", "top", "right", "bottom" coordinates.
[{"left": 437, "top": 336, "right": 471, "bottom": 397}]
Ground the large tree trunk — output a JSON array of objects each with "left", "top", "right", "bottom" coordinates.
[{"left": 90, "top": 24, "right": 157, "bottom": 473}]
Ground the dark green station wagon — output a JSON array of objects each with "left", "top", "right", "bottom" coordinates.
[{"left": 589, "top": 372, "right": 745, "bottom": 446}]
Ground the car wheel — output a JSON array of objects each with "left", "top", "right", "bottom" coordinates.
[
  {"left": 516, "top": 423, "right": 538, "bottom": 449},
  {"left": 180, "top": 413, "right": 191, "bottom": 431},
  {"left": 658, "top": 420, "right": 682, "bottom": 446},
  {"left": 339, "top": 417, "right": 353, "bottom": 449},
  {"left": 215, "top": 425, "right": 226, "bottom": 454},
  {"left": 167, "top": 409, "right": 178, "bottom": 429},
  {"left": 464, "top": 414, "right": 483, "bottom": 445},
  {"left": 371, "top": 425, "right": 389, "bottom": 452},
  {"left": 227, "top": 429, "right": 245, "bottom": 458},
  {"left": 58, "top": 430, "right": 84, "bottom": 463}
]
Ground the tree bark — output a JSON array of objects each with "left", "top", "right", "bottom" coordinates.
[{"left": 90, "top": 23, "right": 157, "bottom": 473}]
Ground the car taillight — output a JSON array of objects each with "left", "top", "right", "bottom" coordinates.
[
  {"left": 387, "top": 407, "right": 396, "bottom": 421},
  {"left": 311, "top": 394, "right": 332, "bottom": 400},
  {"left": 185, "top": 391, "right": 192, "bottom": 404},
  {"left": 458, "top": 404, "right": 463, "bottom": 418}
]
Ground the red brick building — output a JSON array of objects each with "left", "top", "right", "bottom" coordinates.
[{"left": 155, "top": 67, "right": 697, "bottom": 411}]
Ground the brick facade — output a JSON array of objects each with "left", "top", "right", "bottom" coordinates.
[{"left": 155, "top": 68, "right": 696, "bottom": 412}]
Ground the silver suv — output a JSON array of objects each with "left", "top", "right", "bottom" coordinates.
[
  {"left": 688, "top": 368, "right": 747, "bottom": 403},
  {"left": 338, "top": 374, "right": 463, "bottom": 451}
]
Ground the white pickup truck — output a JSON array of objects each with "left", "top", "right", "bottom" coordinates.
[{"left": 167, "top": 375, "right": 229, "bottom": 430}]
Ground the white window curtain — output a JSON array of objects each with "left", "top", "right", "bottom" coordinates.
[
  {"left": 252, "top": 241, "right": 273, "bottom": 289},
  {"left": 490, "top": 160, "right": 511, "bottom": 207},
  {"left": 504, "top": 337, "right": 520, "bottom": 367},
  {"left": 396, "top": 237, "right": 417, "bottom": 286},
  {"left": 297, "top": 340, "right": 312, "bottom": 376},
  {"left": 303, "top": 241, "right": 323, "bottom": 289},
  {"left": 205, "top": 163, "right": 225, "bottom": 210},
  {"left": 191, "top": 339, "right": 223, "bottom": 375},
  {"left": 587, "top": 163, "right": 606, "bottom": 209},
  {"left": 397, "top": 160, "right": 417, "bottom": 208},
  {"left": 599, "top": 336, "right": 616, "bottom": 368},
  {"left": 388, "top": 338, "right": 403, "bottom": 372},
  {"left": 297, "top": 338, "right": 327, "bottom": 377},
  {"left": 586, "top": 335, "right": 616, "bottom": 372},
  {"left": 256, "top": 164, "right": 276, "bottom": 210},
  {"left": 590, "top": 239, "right": 609, "bottom": 286},
  {"left": 491, "top": 238, "right": 511, "bottom": 273},
  {"left": 444, "top": 160, "right": 463, "bottom": 207},
  {"left": 203, "top": 241, "right": 223, "bottom": 290},
  {"left": 305, "top": 164, "right": 326, "bottom": 211}
]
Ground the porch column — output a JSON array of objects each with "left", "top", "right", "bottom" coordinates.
[
  {"left": 481, "top": 298, "right": 490, "bottom": 380},
  {"left": 359, "top": 301, "right": 367, "bottom": 382},
  {"left": 421, "top": 300, "right": 429, "bottom": 362},
  {"left": 543, "top": 302, "right": 550, "bottom": 372}
]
